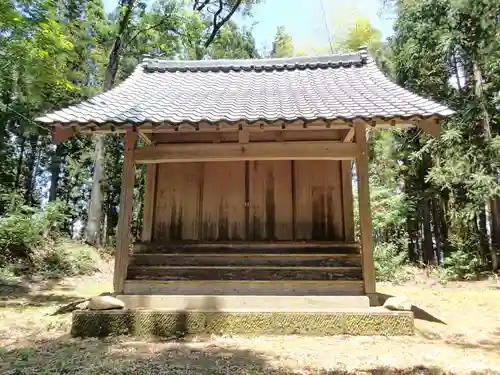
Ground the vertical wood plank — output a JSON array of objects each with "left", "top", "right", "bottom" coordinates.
[
  {"left": 141, "top": 163, "right": 157, "bottom": 243},
  {"left": 114, "top": 130, "right": 138, "bottom": 294},
  {"left": 331, "top": 161, "right": 344, "bottom": 240},
  {"left": 291, "top": 161, "right": 296, "bottom": 240},
  {"left": 153, "top": 163, "right": 202, "bottom": 241},
  {"left": 294, "top": 161, "right": 343, "bottom": 241},
  {"left": 294, "top": 161, "right": 312, "bottom": 240},
  {"left": 202, "top": 161, "right": 245, "bottom": 240},
  {"left": 248, "top": 160, "right": 293, "bottom": 240},
  {"left": 354, "top": 121, "right": 376, "bottom": 294},
  {"left": 341, "top": 160, "right": 355, "bottom": 241}
]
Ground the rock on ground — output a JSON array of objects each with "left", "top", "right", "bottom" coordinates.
[
  {"left": 88, "top": 295, "right": 125, "bottom": 310},
  {"left": 383, "top": 296, "right": 412, "bottom": 311}
]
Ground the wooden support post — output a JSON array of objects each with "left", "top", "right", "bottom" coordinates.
[
  {"left": 141, "top": 164, "right": 157, "bottom": 243},
  {"left": 114, "top": 130, "right": 138, "bottom": 294},
  {"left": 354, "top": 121, "right": 376, "bottom": 295}
]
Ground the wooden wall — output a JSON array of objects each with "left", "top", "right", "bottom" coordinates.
[{"left": 152, "top": 160, "right": 354, "bottom": 242}]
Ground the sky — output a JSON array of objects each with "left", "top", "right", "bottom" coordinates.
[{"left": 103, "top": 0, "right": 394, "bottom": 54}]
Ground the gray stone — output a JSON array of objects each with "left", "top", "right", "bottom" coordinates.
[
  {"left": 88, "top": 295, "right": 125, "bottom": 311},
  {"left": 383, "top": 296, "right": 412, "bottom": 311},
  {"left": 76, "top": 300, "right": 89, "bottom": 310}
]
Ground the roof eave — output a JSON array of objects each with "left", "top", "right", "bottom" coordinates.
[{"left": 46, "top": 114, "right": 450, "bottom": 144}]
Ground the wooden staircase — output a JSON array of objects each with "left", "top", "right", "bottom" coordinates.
[{"left": 123, "top": 243, "right": 365, "bottom": 296}]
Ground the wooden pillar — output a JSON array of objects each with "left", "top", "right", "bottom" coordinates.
[
  {"left": 354, "top": 121, "right": 376, "bottom": 295},
  {"left": 113, "top": 130, "right": 138, "bottom": 294},
  {"left": 141, "top": 164, "right": 157, "bottom": 243}
]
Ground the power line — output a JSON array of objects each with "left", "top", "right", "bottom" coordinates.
[{"left": 319, "top": 0, "right": 334, "bottom": 54}]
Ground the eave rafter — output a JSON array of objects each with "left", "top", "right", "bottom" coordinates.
[{"left": 50, "top": 116, "right": 443, "bottom": 144}]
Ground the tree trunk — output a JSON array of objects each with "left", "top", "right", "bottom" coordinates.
[
  {"left": 85, "top": 135, "right": 105, "bottom": 247},
  {"left": 85, "top": 0, "right": 136, "bottom": 246},
  {"left": 477, "top": 206, "right": 489, "bottom": 266},
  {"left": 32, "top": 139, "right": 43, "bottom": 201},
  {"left": 14, "top": 134, "right": 26, "bottom": 190},
  {"left": 422, "top": 198, "right": 435, "bottom": 265},
  {"left": 49, "top": 143, "right": 65, "bottom": 202},
  {"left": 408, "top": 234, "right": 417, "bottom": 263},
  {"left": 431, "top": 196, "right": 443, "bottom": 265},
  {"left": 23, "top": 133, "right": 39, "bottom": 205},
  {"left": 473, "top": 60, "right": 499, "bottom": 271},
  {"left": 488, "top": 199, "right": 500, "bottom": 271}
]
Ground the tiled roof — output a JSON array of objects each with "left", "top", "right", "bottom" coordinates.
[{"left": 36, "top": 50, "right": 453, "bottom": 128}]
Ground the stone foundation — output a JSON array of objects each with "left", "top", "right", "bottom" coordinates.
[{"left": 71, "top": 308, "right": 414, "bottom": 337}]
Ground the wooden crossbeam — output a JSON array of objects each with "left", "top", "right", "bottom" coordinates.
[{"left": 134, "top": 141, "right": 361, "bottom": 164}]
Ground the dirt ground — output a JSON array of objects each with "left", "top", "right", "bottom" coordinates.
[{"left": 1, "top": 267, "right": 499, "bottom": 375}]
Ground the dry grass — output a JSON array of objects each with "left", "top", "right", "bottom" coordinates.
[{"left": 1, "top": 267, "right": 500, "bottom": 375}]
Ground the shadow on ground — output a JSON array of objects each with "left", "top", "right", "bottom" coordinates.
[
  {"left": 414, "top": 328, "right": 500, "bottom": 354},
  {"left": 0, "top": 279, "right": 83, "bottom": 307},
  {"left": 2, "top": 335, "right": 500, "bottom": 375},
  {"left": 376, "top": 293, "right": 446, "bottom": 324}
]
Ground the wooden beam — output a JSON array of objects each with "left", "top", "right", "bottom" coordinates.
[
  {"left": 114, "top": 130, "right": 138, "bottom": 294},
  {"left": 354, "top": 121, "right": 376, "bottom": 295},
  {"left": 343, "top": 128, "right": 355, "bottom": 143},
  {"left": 238, "top": 130, "right": 249, "bottom": 144},
  {"left": 138, "top": 131, "right": 153, "bottom": 146},
  {"left": 141, "top": 164, "right": 157, "bottom": 243},
  {"left": 72, "top": 116, "right": 445, "bottom": 137},
  {"left": 134, "top": 141, "right": 361, "bottom": 164}
]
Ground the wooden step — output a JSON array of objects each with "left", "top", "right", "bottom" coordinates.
[
  {"left": 116, "top": 295, "right": 371, "bottom": 310},
  {"left": 123, "top": 280, "right": 365, "bottom": 295},
  {"left": 126, "top": 266, "right": 363, "bottom": 281},
  {"left": 133, "top": 242, "right": 360, "bottom": 255},
  {"left": 129, "top": 253, "right": 362, "bottom": 267}
]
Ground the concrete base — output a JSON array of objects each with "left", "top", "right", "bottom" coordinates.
[
  {"left": 117, "top": 295, "right": 370, "bottom": 310},
  {"left": 71, "top": 307, "right": 414, "bottom": 338}
]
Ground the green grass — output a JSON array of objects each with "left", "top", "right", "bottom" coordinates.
[{"left": 1, "top": 266, "right": 500, "bottom": 375}]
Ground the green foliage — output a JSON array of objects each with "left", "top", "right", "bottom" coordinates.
[
  {"left": 0, "top": 213, "right": 44, "bottom": 263},
  {"left": 442, "top": 249, "right": 482, "bottom": 280},
  {"left": 0, "top": 201, "right": 65, "bottom": 262},
  {"left": 0, "top": 265, "right": 21, "bottom": 285},
  {"left": 373, "top": 242, "right": 407, "bottom": 281},
  {"left": 40, "top": 242, "right": 101, "bottom": 277},
  {"left": 0, "top": 200, "right": 101, "bottom": 278},
  {"left": 335, "top": 17, "right": 382, "bottom": 53},
  {"left": 270, "top": 25, "right": 294, "bottom": 58}
]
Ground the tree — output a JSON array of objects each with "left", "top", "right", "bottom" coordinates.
[
  {"left": 83, "top": 0, "right": 260, "bottom": 246},
  {"left": 335, "top": 17, "right": 382, "bottom": 53},
  {"left": 192, "top": 0, "right": 260, "bottom": 58},
  {"left": 270, "top": 25, "right": 294, "bottom": 58},
  {"left": 85, "top": 0, "right": 139, "bottom": 246},
  {"left": 390, "top": 0, "right": 500, "bottom": 271}
]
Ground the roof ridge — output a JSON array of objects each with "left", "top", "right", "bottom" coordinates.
[{"left": 142, "top": 51, "right": 367, "bottom": 73}]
